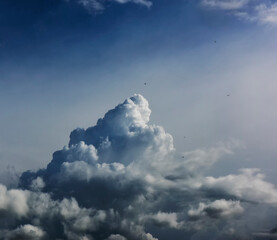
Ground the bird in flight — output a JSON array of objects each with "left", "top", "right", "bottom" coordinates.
[{"left": 144, "top": 82, "right": 147, "bottom": 86}]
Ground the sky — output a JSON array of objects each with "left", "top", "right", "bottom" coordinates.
[{"left": 1, "top": 0, "right": 277, "bottom": 239}]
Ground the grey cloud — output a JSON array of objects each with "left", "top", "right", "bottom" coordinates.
[
  {"left": 0, "top": 224, "right": 46, "bottom": 240},
  {"left": 143, "top": 211, "right": 183, "bottom": 229},
  {"left": 188, "top": 199, "right": 244, "bottom": 219},
  {"left": 202, "top": 168, "right": 277, "bottom": 204},
  {"left": 0, "top": 94, "right": 276, "bottom": 239}
]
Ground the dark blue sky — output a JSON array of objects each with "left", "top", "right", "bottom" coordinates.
[{"left": 0, "top": 0, "right": 247, "bottom": 78}]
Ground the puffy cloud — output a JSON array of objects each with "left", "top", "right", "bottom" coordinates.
[
  {"left": 188, "top": 199, "right": 244, "bottom": 219},
  {"left": 202, "top": 168, "right": 277, "bottom": 204},
  {"left": 0, "top": 94, "right": 276, "bottom": 239},
  {"left": 0, "top": 184, "right": 29, "bottom": 218},
  {"left": 30, "top": 177, "right": 45, "bottom": 191}
]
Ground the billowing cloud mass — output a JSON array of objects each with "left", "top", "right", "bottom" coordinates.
[
  {"left": 1, "top": 94, "right": 277, "bottom": 239},
  {"left": 201, "top": 0, "right": 277, "bottom": 25}
]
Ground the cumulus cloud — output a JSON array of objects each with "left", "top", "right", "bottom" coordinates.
[
  {"left": 201, "top": 0, "right": 277, "bottom": 25},
  {"left": 0, "top": 184, "right": 29, "bottom": 218},
  {"left": 143, "top": 211, "right": 183, "bottom": 229},
  {"left": 0, "top": 224, "right": 46, "bottom": 240},
  {"left": 188, "top": 199, "right": 244, "bottom": 219},
  {"left": 0, "top": 94, "right": 277, "bottom": 239}
]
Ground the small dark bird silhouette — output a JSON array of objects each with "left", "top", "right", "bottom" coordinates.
[
  {"left": 182, "top": 156, "right": 185, "bottom": 158},
  {"left": 184, "top": 136, "right": 186, "bottom": 138},
  {"left": 144, "top": 82, "right": 147, "bottom": 85},
  {"left": 227, "top": 94, "right": 230, "bottom": 96},
  {"left": 214, "top": 40, "right": 216, "bottom": 43}
]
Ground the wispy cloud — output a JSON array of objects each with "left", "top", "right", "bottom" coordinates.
[
  {"left": 76, "top": 0, "right": 152, "bottom": 12},
  {"left": 247, "top": 2, "right": 277, "bottom": 24},
  {"left": 201, "top": 0, "right": 249, "bottom": 10},
  {"left": 201, "top": 0, "right": 277, "bottom": 25}
]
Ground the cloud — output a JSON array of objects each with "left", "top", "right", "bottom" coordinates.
[
  {"left": 76, "top": 0, "right": 152, "bottom": 12},
  {"left": 0, "top": 94, "right": 277, "bottom": 239},
  {"left": 143, "top": 211, "right": 183, "bottom": 229},
  {"left": 0, "top": 184, "right": 29, "bottom": 218},
  {"left": 201, "top": 0, "right": 249, "bottom": 10},
  {"left": 251, "top": 2, "right": 277, "bottom": 24},
  {"left": 201, "top": 0, "right": 277, "bottom": 25},
  {"left": 78, "top": 0, "right": 105, "bottom": 11},
  {"left": 188, "top": 199, "right": 244, "bottom": 219},
  {"left": 202, "top": 168, "right": 277, "bottom": 204},
  {"left": 0, "top": 224, "right": 46, "bottom": 240}
]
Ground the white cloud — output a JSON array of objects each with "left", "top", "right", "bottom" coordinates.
[
  {"left": 203, "top": 168, "right": 277, "bottom": 204},
  {"left": 188, "top": 199, "right": 244, "bottom": 219},
  {"left": 0, "top": 94, "right": 276, "bottom": 239},
  {"left": 0, "top": 184, "right": 29, "bottom": 217},
  {"left": 201, "top": 0, "right": 277, "bottom": 25},
  {"left": 253, "top": 2, "right": 277, "bottom": 24}
]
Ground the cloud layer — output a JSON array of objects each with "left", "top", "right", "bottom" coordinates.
[{"left": 0, "top": 94, "right": 277, "bottom": 239}]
